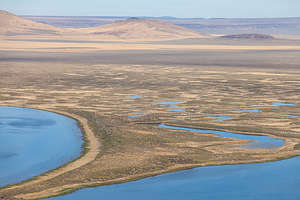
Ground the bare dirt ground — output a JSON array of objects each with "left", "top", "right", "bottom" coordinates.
[
  {"left": 1, "top": 38, "right": 300, "bottom": 52},
  {"left": 0, "top": 39, "right": 300, "bottom": 199}
]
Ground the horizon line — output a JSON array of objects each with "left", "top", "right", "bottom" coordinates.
[
  {"left": 2, "top": 9, "right": 300, "bottom": 19},
  {"left": 19, "top": 15, "right": 300, "bottom": 20}
]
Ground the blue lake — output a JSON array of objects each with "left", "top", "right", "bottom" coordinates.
[
  {"left": 229, "top": 109, "right": 259, "bottom": 113},
  {"left": 45, "top": 154, "right": 300, "bottom": 200},
  {"left": 43, "top": 121, "right": 295, "bottom": 200},
  {"left": 42, "top": 102, "right": 298, "bottom": 200},
  {"left": 0, "top": 106, "right": 83, "bottom": 187},
  {"left": 273, "top": 102, "right": 295, "bottom": 106},
  {"left": 130, "top": 96, "right": 141, "bottom": 99},
  {"left": 256, "top": 106, "right": 278, "bottom": 109},
  {"left": 280, "top": 115, "right": 299, "bottom": 118},
  {"left": 128, "top": 114, "right": 144, "bottom": 118},
  {"left": 158, "top": 124, "right": 284, "bottom": 149},
  {"left": 166, "top": 108, "right": 186, "bottom": 113},
  {"left": 154, "top": 101, "right": 181, "bottom": 105},
  {"left": 203, "top": 116, "right": 233, "bottom": 121}
]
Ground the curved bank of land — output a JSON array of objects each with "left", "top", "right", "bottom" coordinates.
[
  {"left": 0, "top": 107, "right": 101, "bottom": 198},
  {"left": 0, "top": 107, "right": 300, "bottom": 200}
]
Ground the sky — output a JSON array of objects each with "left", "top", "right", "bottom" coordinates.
[{"left": 0, "top": 0, "right": 300, "bottom": 18}]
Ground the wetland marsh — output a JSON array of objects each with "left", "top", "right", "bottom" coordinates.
[{"left": 1, "top": 38, "right": 300, "bottom": 199}]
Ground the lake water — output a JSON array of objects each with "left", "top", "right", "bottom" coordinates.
[
  {"left": 43, "top": 101, "right": 298, "bottom": 200},
  {"left": 45, "top": 155, "right": 300, "bottom": 200},
  {"left": 167, "top": 108, "right": 186, "bottom": 113},
  {"left": 203, "top": 116, "right": 233, "bottom": 121},
  {"left": 130, "top": 96, "right": 141, "bottom": 99},
  {"left": 42, "top": 113, "right": 296, "bottom": 200},
  {"left": 256, "top": 106, "right": 278, "bottom": 109},
  {"left": 229, "top": 109, "right": 259, "bottom": 113},
  {"left": 158, "top": 124, "right": 284, "bottom": 149},
  {"left": 273, "top": 102, "right": 295, "bottom": 106},
  {"left": 154, "top": 101, "right": 181, "bottom": 105},
  {"left": 280, "top": 115, "right": 299, "bottom": 118},
  {"left": 128, "top": 114, "right": 144, "bottom": 117},
  {"left": 0, "top": 106, "right": 83, "bottom": 187}
]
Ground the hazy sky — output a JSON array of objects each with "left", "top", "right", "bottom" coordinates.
[{"left": 0, "top": 0, "right": 299, "bottom": 18}]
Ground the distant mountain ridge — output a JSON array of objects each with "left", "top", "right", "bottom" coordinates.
[
  {"left": 23, "top": 15, "right": 300, "bottom": 36},
  {"left": 77, "top": 17, "right": 207, "bottom": 40},
  {"left": 220, "top": 34, "right": 274, "bottom": 39},
  {"left": 0, "top": 10, "right": 207, "bottom": 41},
  {"left": 0, "top": 10, "right": 63, "bottom": 35}
]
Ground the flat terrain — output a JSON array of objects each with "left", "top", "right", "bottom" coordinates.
[{"left": 0, "top": 36, "right": 300, "bottom": 199}]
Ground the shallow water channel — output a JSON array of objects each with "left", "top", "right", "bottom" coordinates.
[
  {"left": 4, "top": 105, "right": 298, "bottom": 199},
  {"left": 0, "top": 106, "right": 83, "bottom": 187},
  {"left": 159, "top": 124, "right": 284, "bottom": 149},
  {"left": 44, "top": 122, "right": 295, "bottom": 200}
]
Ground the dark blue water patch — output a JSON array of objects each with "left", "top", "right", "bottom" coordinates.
[
  {"left": 130, "top": 96, "right": 141, "bottom": 99},
  {"left": 280, "top": 115, "right": 299, "bottom": 118},
  {"left": 229, "top": 109, "right": 259, "bottom": 113},
  {"left": 45, "top": 156, "right": 300, "bottom": 200},
  {"left": 166, "top": 109, "right": 186, "bottom": 113},
  {"left": 0, "top": 117, "right": 56, "bottom": 129},
  {"left": 0, "top": 152, "right": 18, "bottom": 159},
  {"left": 0, "top": 106, "right": 83, "bottom": 187},
  {"left": 203, "top": 116, "right": 233, "bottom": 121},
  {"left": 154, "top": 101, "right": 181, "bottom": 105},
  {"left": 158, "top": 124, "right": 284, "bottom": 149},
  {"left": 273, "top": 102, "right": 295, "bottom": 106},
  {"left": 128, "top": 115, "right": 144, "bottom": 118}
]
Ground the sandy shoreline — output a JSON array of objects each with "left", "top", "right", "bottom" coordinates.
[
  {"left": 1, "top": 39, "right": 300, "bottom": 53},
  {"left": 18, "top": 145, "right": 300, "bottom": 200},
  {"left": 1, "top": 107, "right": 297, "bottom": 199},
  {"left": 0, "top": 106, "right": 101, "bottom": 198}
]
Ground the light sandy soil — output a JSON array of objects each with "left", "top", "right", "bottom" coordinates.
[{"left": 1, "top": 39, "right": 300, "bottom": 52}]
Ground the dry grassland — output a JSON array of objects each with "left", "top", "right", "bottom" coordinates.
[{"left": 0, "top": 39, "right": 300, "bottom": 199}]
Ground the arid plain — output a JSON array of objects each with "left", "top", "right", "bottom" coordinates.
[{"left": 1, "top": 10, "right": 300, "bottom": 200}]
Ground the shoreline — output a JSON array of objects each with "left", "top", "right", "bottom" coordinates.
[
  {"left": 19, "top": 148, "right": 300, "bottom": 200},
  {"left": 0, "top": 106, "right": 101, "bottom": 197},
  {"left": 1, "top": 105, "right": 300, "bottom": 199}
]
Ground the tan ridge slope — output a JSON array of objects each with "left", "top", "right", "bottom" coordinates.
[
  {"left": 78, "top": 17, "right": 208, "bottom": 41},
  {"left": 0, "top": 10, "right": 63, "bottom": 35},
  {"left": 0, "top": 10, "right": 207, "bottom": 41}
]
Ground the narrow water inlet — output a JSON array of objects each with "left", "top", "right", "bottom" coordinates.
[
  {"left": 158, "top": 124, "right": 284, "bottom": 149},
  {"left": 203, "top": 116, "right": 233, "bottom": 121}
]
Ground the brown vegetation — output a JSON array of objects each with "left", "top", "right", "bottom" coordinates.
[
  {"left": 0, "top": 10, "right": 300, "bottom": 199},
  {"left": 0, "top": 46, "right": 300, "bottom": 199}
]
